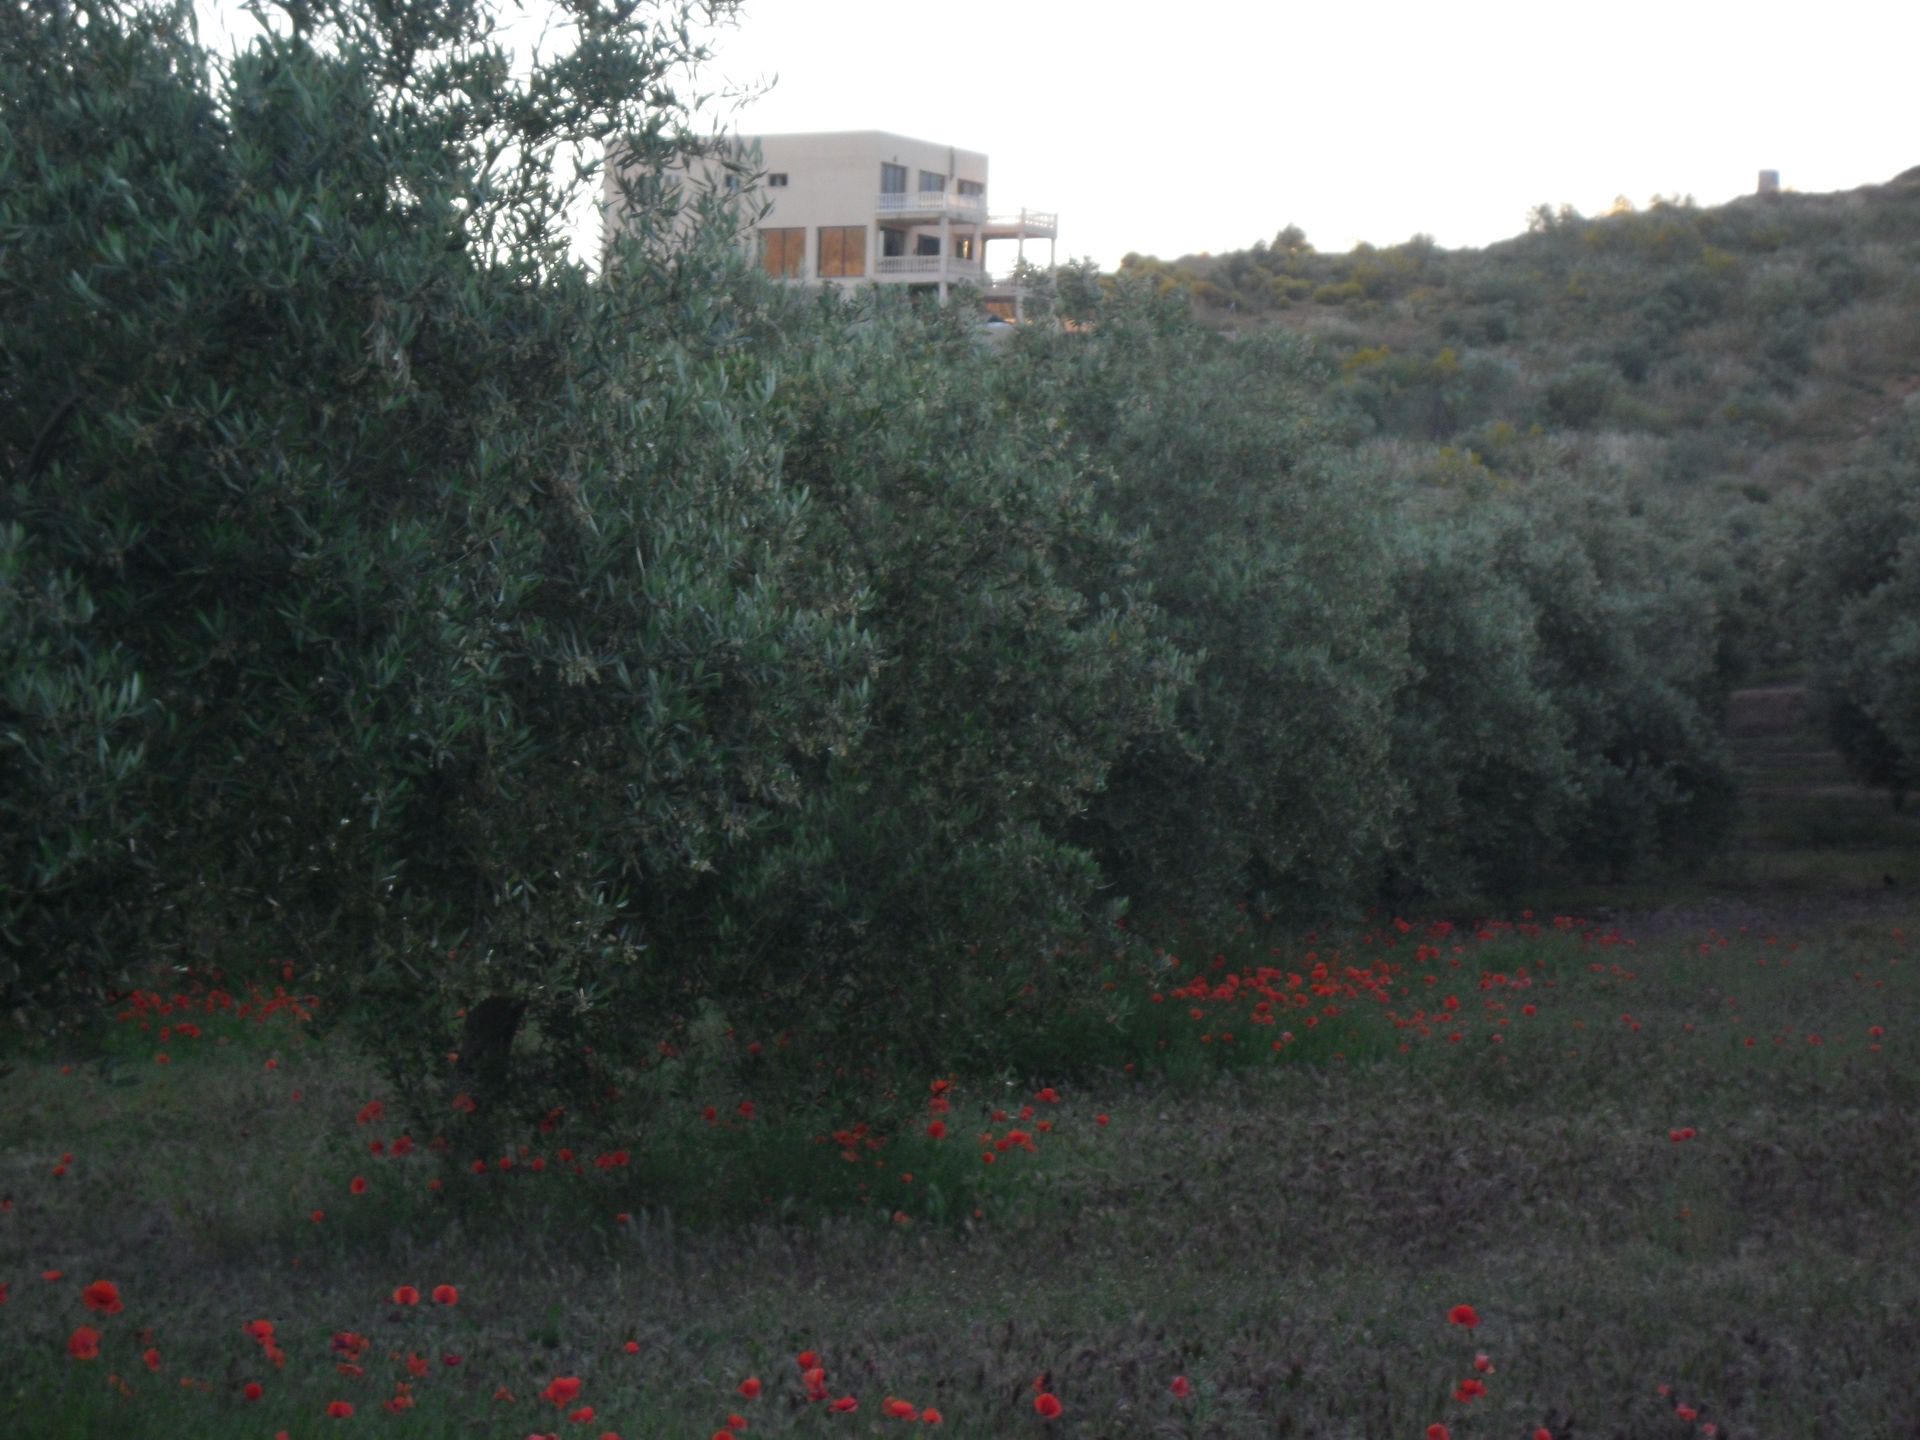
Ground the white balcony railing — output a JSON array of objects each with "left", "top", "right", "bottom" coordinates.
[
  {"left": 876, "top": 190, "right": 988, "bottom": 219},
  {"left": 874, "top": 255, "right": 987, "bottom": 277},
  {"left": 986, "top": 209, "right": 1057, "bottom": 234}
]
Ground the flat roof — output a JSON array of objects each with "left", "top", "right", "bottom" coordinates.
[{"left": 734, "top": 129, "right": 985, "bottom": 155}]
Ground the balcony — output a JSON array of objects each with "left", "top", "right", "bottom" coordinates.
[
  {"left": 982, "top": 209, "right": 1057, "bottom": 239},
  {"left": 874, "top": 255, "right": 987, "bottom": 279},
  {"left": 876, "top": 190, "right": 988, "bottom": 220}
]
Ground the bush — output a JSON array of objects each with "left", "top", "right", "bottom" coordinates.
[
  {"left": 709, "top": 292, "right": 1187, "bottom": 1073},
  {"left": 998, "top": 283, "right": 1409, "bottom": 918},
  {"left": 1543, "top": 362, "right": 1619, "bottom": 429},
  {"left": 1490, "top": 480, "right": 1737, "bottom": 874},
  {"left": 1787, "top": 415, "right": 1920, "bottom": 805},
  {"left": 1378, "top": 510, "right": 1577, "bottom": 900},
  {"left": 1, "top": 0, "right": 874, "bottom": 1126}
]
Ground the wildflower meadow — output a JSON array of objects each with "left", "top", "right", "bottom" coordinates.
[{"left": 5, "top": 900, "right": 1917, "bottom": 1437}]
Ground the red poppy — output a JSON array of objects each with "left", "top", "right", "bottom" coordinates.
[
  {"left": 796, "top": 1350, "right": 820, "bottom": 1370},
  {"left": 1447, "top": 1304, "right": 1479, "bottom": 1329},
  {"left": 1534, "top": 1430, "right": 1553, "bottom": 1440},
  {"left": 623, "top": 1341, "right": 640, "bottom": 1355},
  {"left": 392, "top": 1286, "right": 420, "bottom": 1306},
  {"left": 349, "top": 1176, "right": 368, "bottom": 1195},
  {"left": 326, "top": 1400, "right": 355, "bottom": 1418},
  {"left": 1675, "top": 1405, "right": 1698, "bottom": 1422},
  {"left": 725, "top": 1415, "right": 747, "bottom": 1431},
  {"left": 1454, "top": 1378, "right": 1486, "bottom": 1402},
  {"left": 921, "top": 1409, "right": 942, "bottom": 1425},
  {"left": 1170, "top": 1376, "right": 1192, "bottom": 1398},
  {"left": 542, "top": 1377, "right": 583, "bottom": 1407},
  {"left": 1033, "top": 1393, "right": 1062, "bottom": 1420},
  {"left": 925, "top": 1121, "right": 947, "bottom": 1140},
  {"left": 1473, "top": 1353, "right": 1493, "bottom": 1373},
  {"left": 68, "top": 1326, "right": 102, "bottom": 1361},
  {"left": 82, "top": 1280, "right": 124, "bottom": 1315},
  {"left": 568, "top": 1406, "right": 595, "bottom": 1424},
  {"left": 142, "top": 1347, "right": 162, "bottom": 1372},
  {"left": 884, "top": 1397, "right": 917, "bottom": 1419},
  {"left": 432, "top": 1284, "right": 458, "bottom": 1306},
  {"left": 739, "top": 1377, "right": 762, "bottom": 1399},
  {"left": 245, "top": 1383, "right": 265, "bottom": 1401},
  {"left": 828, "top": 1396, "right": 858, "bottom": 1414},
  {"left": 1426, "top": 1427, "right": 1450, "bottom": 1440}
]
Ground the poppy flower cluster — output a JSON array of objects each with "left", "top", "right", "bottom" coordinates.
[
  {"left": 389, "top": 1282, "right": 459, "bottom": 1306},
  {"left": 788, "top": 1349, "right": 864, "bottom": 1416}
]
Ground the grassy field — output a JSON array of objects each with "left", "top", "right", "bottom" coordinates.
[
  {"left": 4, "top": 904, "right": 1917, "bottom": 1440},
  {"left": 5, "top": 685, "right": 1919, "bottom": 1440}
]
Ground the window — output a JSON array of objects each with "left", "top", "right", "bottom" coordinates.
[
  {"left": 880, "top": 226, "right": 907, "bottom": 258},
  {"left": 918, "top": 169, "right": 944, "bottom": 193},
  {"left": 914, "top": 234, "right": 940, "bottom": 257},
  {"left": 954, "top": 236, "right": 975, "bottom": 261},
  {"left": 759, "top": 227, "right": 804, "bottom": 278},
  {"left": 818, "top": 225, "right": 866, "bottom": 277},
  {"left": 956, "top": 179, "right": 984, "bottom": 197},
  {"left": 880, "top": 162, "right": 907, "bottom": 194},
  {"left": 767, "top": 173, "right": 789, "bottom": 187}
]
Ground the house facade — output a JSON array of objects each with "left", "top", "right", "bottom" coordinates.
[{"left": 605, "top": 130, "right": 1056, "bottom": 315}]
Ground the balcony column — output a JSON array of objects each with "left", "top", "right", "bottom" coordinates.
[
  {"left": 1015, "top": 215, "right": 1028, "bottom": 323},
  {"left": 938, "top": 206, "right": 950, "bottom": 304}
]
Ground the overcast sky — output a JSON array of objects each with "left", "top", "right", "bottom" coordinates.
[
  {"left": 700, "top": 0, "right": 1918, "bottom": 266},
  {"left": 203, "top": 0, "right": 1920, "bottom": 269}
]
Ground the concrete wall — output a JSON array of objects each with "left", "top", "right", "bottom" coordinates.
[{"left": 604, "top": 130, "right": 991, "bottom": 292}]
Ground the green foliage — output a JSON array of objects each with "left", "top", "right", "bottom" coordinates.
[
  {"left": 1788, "top": 415, "right": 1920, "bottom": 806},
  {"left": 0, "top": 0, "right": 1747, "bottom": 1128},
  {"left": 998, "top": 282, "right": 1409, "bottom": 917},
  {"left": 1488, "top": 481, "right": 1738, "bottom": 875},
  {"left": 1542, "top": 361, "right": 1619, "bottom": 429},
  {"left": 1, "top": 0, "right": 872, "bottom": 1117},
  {"left": 1378, "top": 511, "right": 1576, "bottom": 899},
  {"left": 707, "top": 292, "right": 1187, "bottom": 1071}
]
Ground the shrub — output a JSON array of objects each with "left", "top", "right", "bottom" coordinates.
[
  {"left": 1, "top": 0, "right": 875, "bottom": 1126},
  {"left": 1787, "top": 415, "right": 1920, "bottom": 806},
  {"left": 998, "top": 284, "right": 1408, "bottom": 918},
  {"left": 1312, "top": 281, "right": 1366, "bottom": 306},
  {"left": 1543, "top": 363, "right": 1619, "bottom": 429},
  {"left": 713, "top": 293, "right": 1187, "bottom": 1073}
]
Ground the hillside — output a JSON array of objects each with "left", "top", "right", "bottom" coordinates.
[{"left": 1120, "top": 170, "right": 1920, "bottom": 502}]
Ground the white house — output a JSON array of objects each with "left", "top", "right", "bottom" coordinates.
[{"left": 604, "top": 129, "right": 1057, "bottom": 315}]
